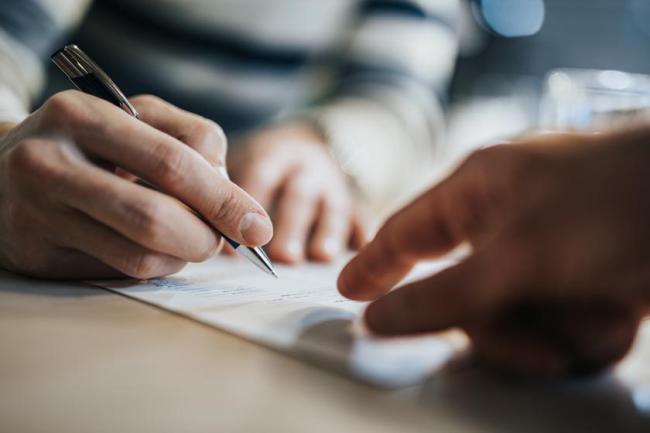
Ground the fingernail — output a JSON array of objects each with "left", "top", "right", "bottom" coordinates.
[
  {"left": 286, "top": 239, "right": 303, "bottom": 261},
  {"left": 239, "top": 212, "right": 273, "bottom": 245},
  {"left": 321, "top": 237, "right": 341, "bottom": 258}
]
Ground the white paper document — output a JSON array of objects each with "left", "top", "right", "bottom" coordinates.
[{"left": 93, "top": 256, "right": 467, "bottom": 388}]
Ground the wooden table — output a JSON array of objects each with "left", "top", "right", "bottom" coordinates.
[{"left": 1, "top": 273, "right": 649, "bottom": 433}]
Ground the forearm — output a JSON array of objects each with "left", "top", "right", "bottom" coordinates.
[
  {"left": 303, "top": 0, "right": 461, "bottom": 216},
  {"left": 0, "top": 34, "right": 38, "bottom": 124},
  {"left": 310, "top": 91, "right": 445, "bottom": 218},
  {"left": 0, "top": 0, "right": 92, "bottom": 124}
]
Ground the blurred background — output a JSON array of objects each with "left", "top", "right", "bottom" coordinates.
[
  {"left": 10, "top": 0, "right": 650, "bottom": 213},
  {"left": 54, "top": 1, "right": 650, "bottom": 176},
  {"left": 44, "top": 1, "right": 650, "bottom": 135},
  {"left": 448, "top": 0, "right": 650, "bottom": 162}
]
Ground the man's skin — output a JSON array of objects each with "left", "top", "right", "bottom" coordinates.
[
  {"left": 339, "top": 127, "right": 650, "bottom": 378},
  {"left": 0, "top": 91, "right": 274, "bottom": 279},
  {"left": 0, "top": 90, "right": 363, "bottom": 278},
  {"left": 230, "top": 122, "right": 365, "bottom": 264}
]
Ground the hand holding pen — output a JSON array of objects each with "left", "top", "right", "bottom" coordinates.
[
  {"left": 52, "top": 45, "right": 277, "bottom": 277},
  {"left": 0, "top": 46, "right": 275, "bottom": 279}
]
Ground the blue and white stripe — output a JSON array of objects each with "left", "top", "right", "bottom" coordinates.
[{"left": 0, "top": 0, "right": 463, "bottom": 210}]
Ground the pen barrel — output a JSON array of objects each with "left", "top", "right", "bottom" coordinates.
[
  {"left": 71, "top": 74, "right": 140, "bottom": 118},
  {"left": 225, "top": 238, "right": 240, "bottom": 249},
  {"left": 72, "top": 74, "right": 123, "bottom": 107}
]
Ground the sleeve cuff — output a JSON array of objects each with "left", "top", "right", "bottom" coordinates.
[{"left": 290, "top": 96, "right": 439, "bottom": 216}]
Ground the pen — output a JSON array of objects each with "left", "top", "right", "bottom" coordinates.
[{"left": 52, "top": 44, "right": 278, "bottom": 278}]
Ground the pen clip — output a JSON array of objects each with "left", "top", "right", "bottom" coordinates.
[{"left": 51, "top": 45, "right": 139, "bottom": 118}]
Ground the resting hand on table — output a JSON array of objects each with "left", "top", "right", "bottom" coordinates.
[
  {"left": 339, "top": 128, "right": 650, "bottom": 378},
  {"left": 0, "top": 92, "right": 272, "bottom": 279},
  {"left": 229, "top": 121, "right": 365, "bottom": 263}
]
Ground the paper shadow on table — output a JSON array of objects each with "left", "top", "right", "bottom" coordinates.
[
  {"left": 415, "top": 353, "right": 650, "bottom": 432},
  {"left": 285, "top": 307, "right": 461, "bottom": 389},
  {"left": 287, "top": 307, "right": 650, "bottom": 431}
]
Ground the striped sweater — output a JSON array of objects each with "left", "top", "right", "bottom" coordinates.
[{"left": 0, "top": 0, "right": 463, "bottom": 211}]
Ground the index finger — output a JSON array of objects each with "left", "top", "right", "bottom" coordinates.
[
  {"left": 364, "top": 252, "right": 507, "bottom": 335},
  {"left": 364, "top": 227, "right": 536, "bottom": 335},
  {"left": 131, "top": 95, "right": 228, "bottom": 169},
  {"left": 338, "top": 144, "right": 518, "bottom": 301},
  {"left": 338, "top": 175, "right": 467, "bottom": 301},
  {"left": 61, "top": 92, "right": 273, "bottom": 246}
]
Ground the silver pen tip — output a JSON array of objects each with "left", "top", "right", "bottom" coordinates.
[{"left": 237, "top": 245, "right": 278, "bottom": 278}]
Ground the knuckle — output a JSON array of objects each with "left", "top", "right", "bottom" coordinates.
[
  {"left": 127, "top": 200, "right": 168, "bottom": 242},
  {"left": 206, "top": 187, "right": 239, "bottom": 224},
  {"left": 484, "top": 145, "right": 549, "bottom": 185},
  {"left": 42, "top": 91, "right": 94, "bottom": 128},
  {"left": 461, "top": 145, "right": 551, "bottom": 204},
  {"left": 43, "top": 91, "right": 76, "bottom": 115},
  {"left": 198, "top": 118, "right": 226, "bottom": 146},
  {"left": 193, "top": 117, "right": 228, "bottom": 164},
  {"left": 8, "top": 139, "right": 75, "bottom": 186},
  {"left": 128, "top": 252, "right": 164, "bottom": 279},
  {"left": 7, "top": 139, "right": 44, "bottom": 173},
  {"left": 154, "top": 145, "right": 187, "bottom": 186}
]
